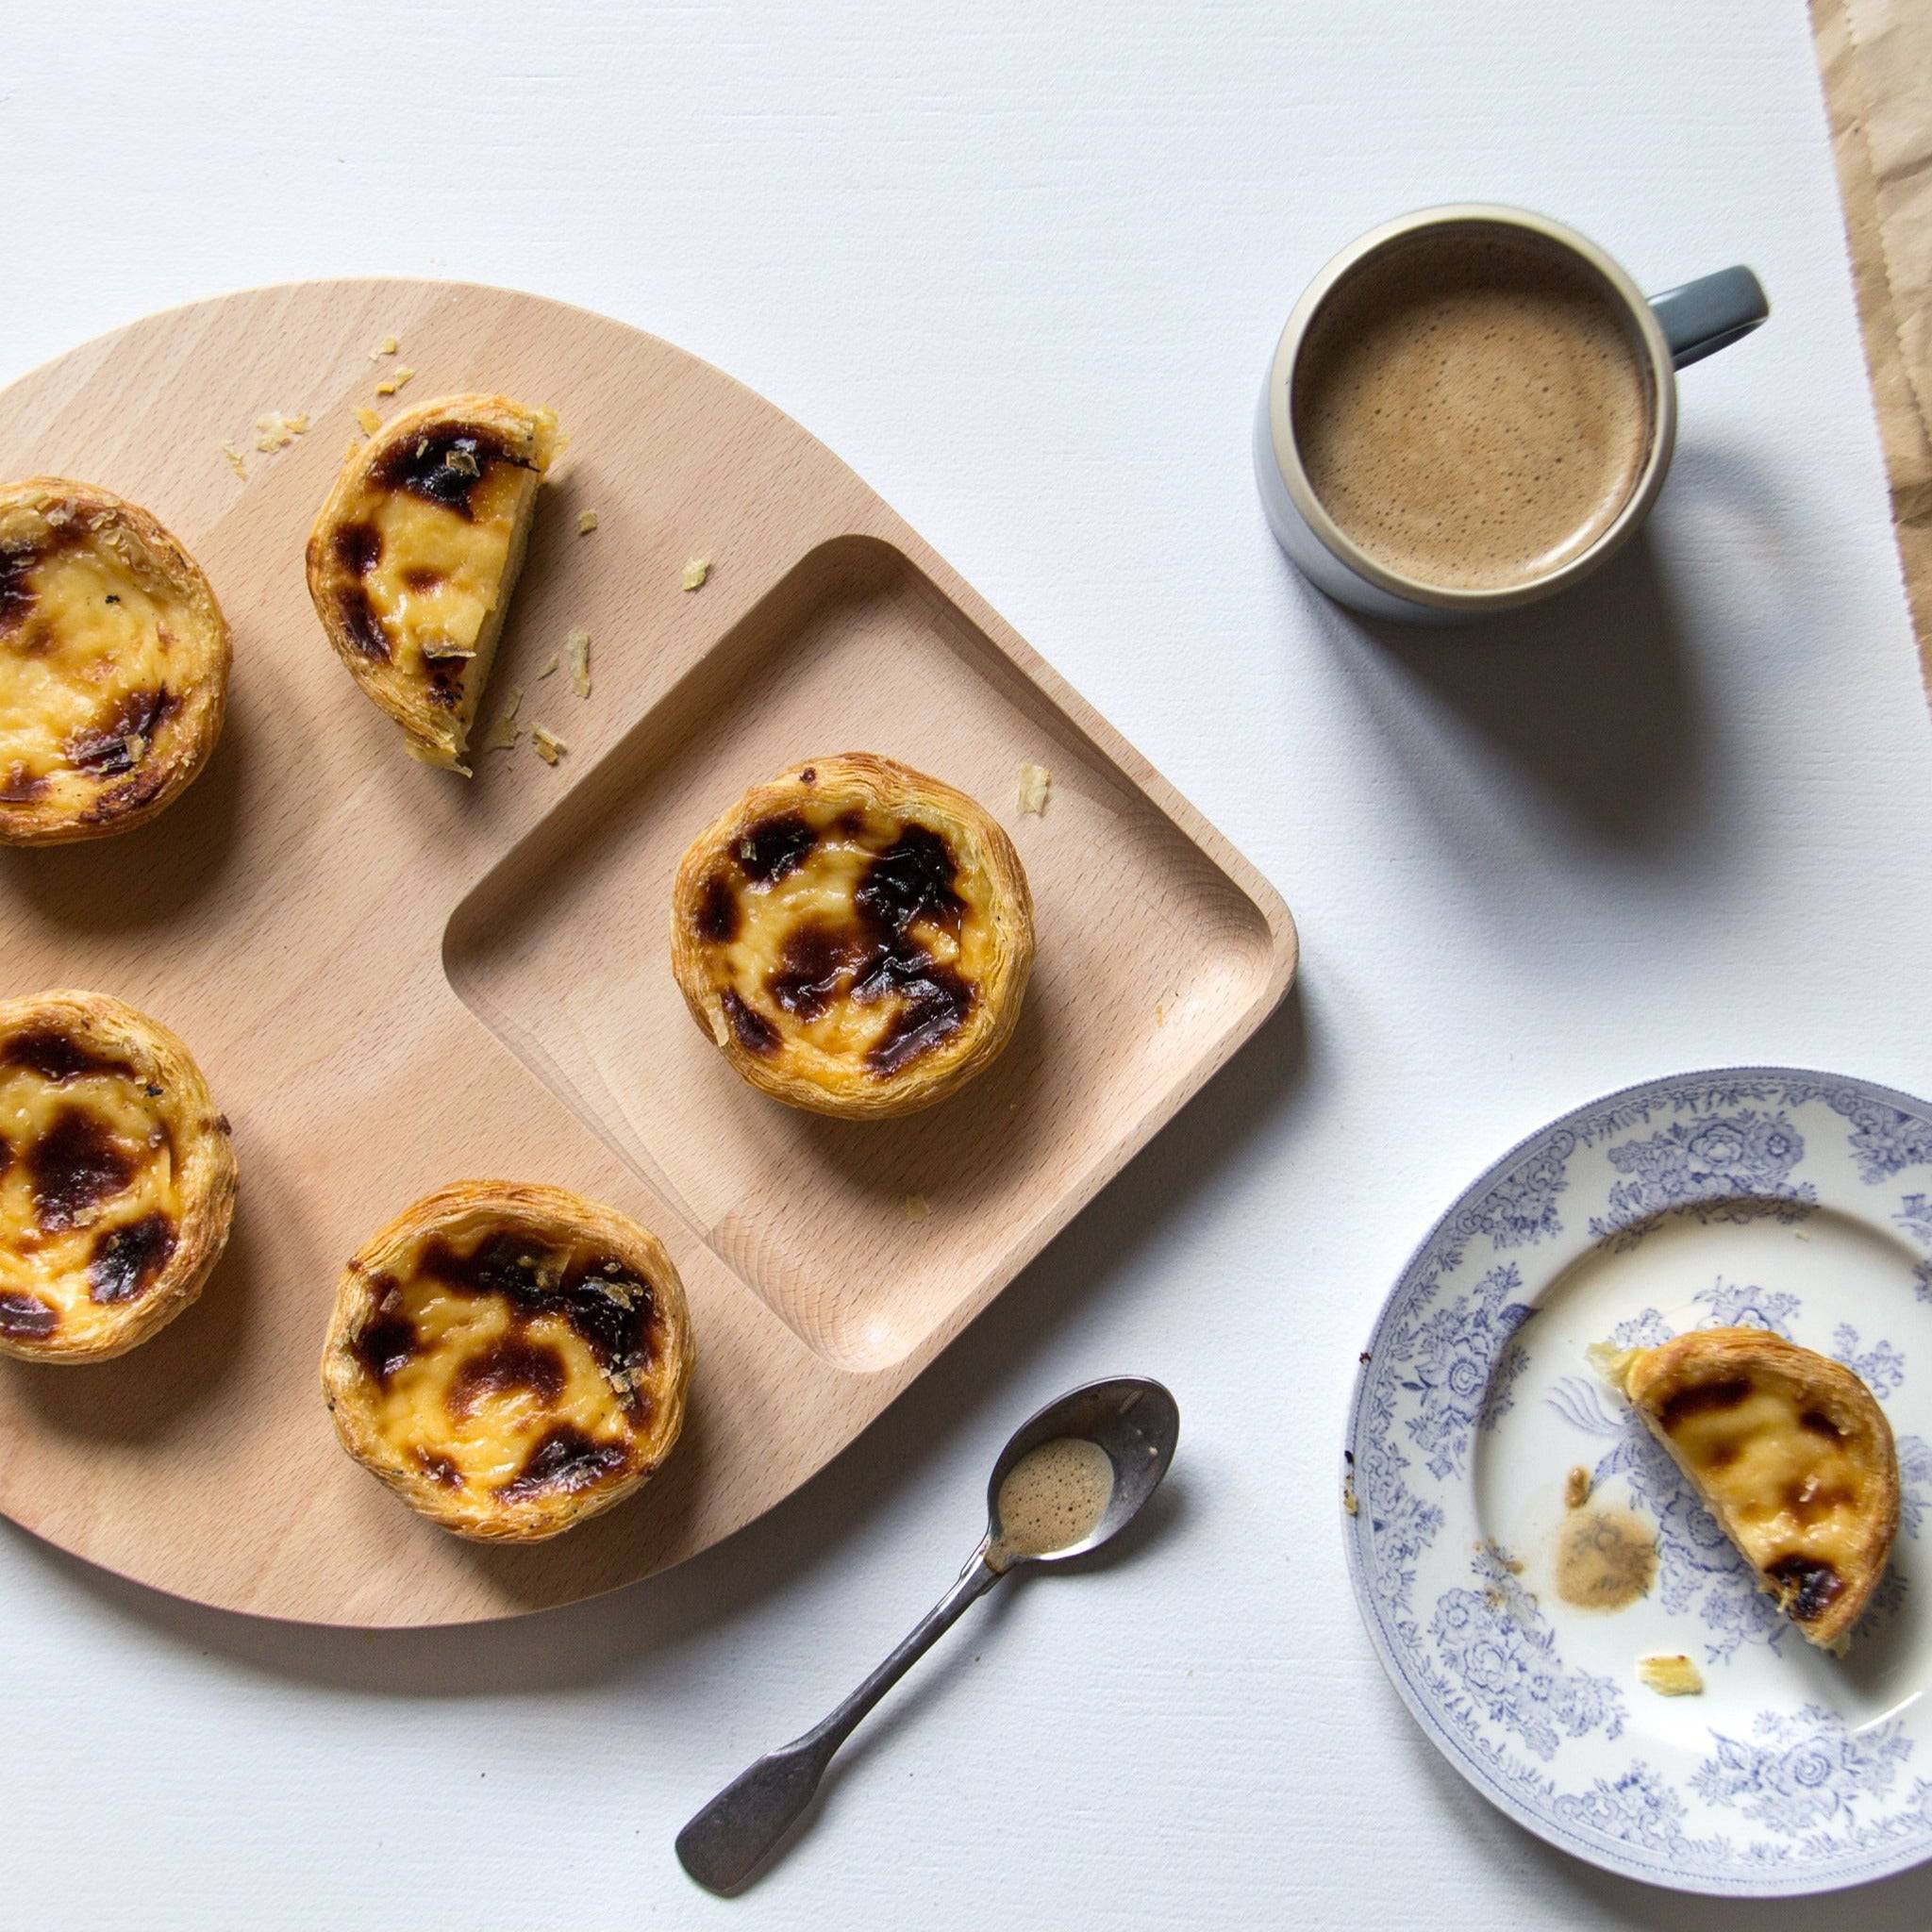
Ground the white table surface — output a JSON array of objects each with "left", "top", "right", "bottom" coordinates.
[{"left": 6, "top": 2, "right": 1930, "bottom": 1925}]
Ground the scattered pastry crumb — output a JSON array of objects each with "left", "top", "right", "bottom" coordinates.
[
  {"left": 681, "top": 558, "right": 710, "bottom": 591},
  {"left": 531, "top": 724, "right": 568, "bottom": 766},
  {"left": 123, "top": 734, "right": 145, "bottom": 766},
  {"left": 902, "top": 1193, "right": 930, "bottom": 1224},
  {"left": 370, "top": 335, "right": 399, "bottom": 358},
  {"left": 1565, "top": 1465, "right": 1591, "bottom": 1509},
  {"left": 480, "top": 687, "right": 523, "bottom": 754},
  {"left": 356, "top": 406, "right": 383, "bottom": 436},
  {"left": 219, "top": 441, "right": 247, "bottom": 480},
  {"left": 253, "top": 411, "right": 310, "bottom": 452},
  {"left": 1637, "top": 1654, "right": 1704, "bottom": 1697},
  {"left": 1342, "top": 1478, "right": 1358, "bottom": 1517},
  {"left": 577, "top": 509, "right": 599, "bottom": 535},
  {"left": 1018, "top": 762, "right": 1052, "bottom": 816},
  {"left": 566, "top": 628, "right": 591, "bottom": 698},
  {"left": 375, "top": 379, "right": 397, "bottom": 397},
  {"left": 1482, "top": 1540, "right": 1524, "bottom": 1576},
  {"left": 393, "top": 366, "right": 415, "bottom": 391},
  {"left": 537, "top": 653, "right": 560, "bottom": 679},
  {"left": 1155, "top": 1003, "right": 1165, "bottom": 1027}
]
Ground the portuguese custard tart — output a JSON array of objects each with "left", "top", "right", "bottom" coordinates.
[
  {"left": 0, "top": 479, "right": 229, "bottom": 844},
  {"left": 670, "top": 753, "right": 1035, "bottom": 1119},
  {"left": 0, "top": 990, "right": 237, "bottom": 1362},
  {"left": 305, "top": 394, "right": 556, "bottom": 773},
  {"left": 1596, "top": 1327, "right": 1900, "bottom": 1651},
  {"left": 320, "top": 1182, "right": 693, "bottom": 1542}
]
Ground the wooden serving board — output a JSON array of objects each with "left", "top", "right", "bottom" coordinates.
[{"left": 0, "top": 280, "right": 1297, "bottom": 1625}]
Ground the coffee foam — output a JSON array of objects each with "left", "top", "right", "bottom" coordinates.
[{"left": 1291, "top": 226, "right": 1652, "bottom": 592}]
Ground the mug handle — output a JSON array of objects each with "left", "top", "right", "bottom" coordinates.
[{"left": 1648, "top": 265, "right": 1770, "bottom": 370}]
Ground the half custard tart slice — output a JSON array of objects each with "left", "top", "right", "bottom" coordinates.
[
  {"left": 305, "top": 394, "right": 556, "bottom": 773},
  {"left": 1597, "top": 1326, "right": 1899, "bottom": 1651},
  {"left": 0, "top": 990, "right": 237, "bottom": 1361},
  {"left": 321, "top": 1182, "right": 693, "bottom": 1542},
  {"left": 0, "top": 479, "right": 229, "bottom": 843},
  {"left": 670, "top": 753, "right": 1036, "bottom": 1119}
]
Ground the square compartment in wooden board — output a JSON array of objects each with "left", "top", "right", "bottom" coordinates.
[{"left": 446, "top": 533, "right": 1294, "bottom": 1373}]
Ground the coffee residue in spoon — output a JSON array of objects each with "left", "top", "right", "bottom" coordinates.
[{"left": 988, "top": 1437, "right": 1114, "bottom": 1571}]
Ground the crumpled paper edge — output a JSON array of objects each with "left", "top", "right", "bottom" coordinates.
[{"left": 1812, "top": 0, "right": 1932, "bottom": 701}]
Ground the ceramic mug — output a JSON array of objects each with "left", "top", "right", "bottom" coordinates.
[{"left": 1253, "top": 204, "right": 1769, "bottom": 623}]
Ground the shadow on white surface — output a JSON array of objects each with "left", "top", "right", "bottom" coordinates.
[{"left": 1, "top": 987, "right": 1300, "bottom": 1693}]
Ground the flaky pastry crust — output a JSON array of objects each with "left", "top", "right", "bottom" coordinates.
[
  {"left": 669, "top": 753, "right": 1035, "bottom": 1119},
  {"left": 1605, "top": 1326, "right": 1899, "bottom": 1651},
  {"left": 0, "top": 990, "right": 237, "bottom": 1361},
  {"left": 320, "top": 1181, "right": 693, "bottom": 1542},
  {"left": 0, "top": 479, "right": 229, "bottom": 844},
  {"left": 305, "top": 394, "right": 555, "bottom": 772}
]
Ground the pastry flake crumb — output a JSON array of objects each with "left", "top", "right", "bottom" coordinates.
[
  {"left": 252, "top": 411, "right": 310, "bottom": 452},
  {"left": 1637, "top": 1654, "right": 1704, "bottom": 1697},
  {"left": 566, "top": 628, "right": 591, "bottom": 698},
  {"left": 1018, "top": 762, "right": 1052, "bottom": 816},
  {"left": 392, "top": 366, "right": 415, "bottom": 391},
  {"left": 531, "top": 724, "right": 567, "bottom": 766},
  {"left": 355, "top": 406, "right": 383, "bottom": 436},
  {"left": 1342, "top": 1478, "right": 1358, "bottom": 1517},
  {"left": 123, "top": 733, "right": 145, "bottom": 766},
  {"left": 681, "top": 558, "right": 710, "bottom": 591},
  {"left": 1565, "top": 1465, "right": 1591, "bottom": 1509},
  {"left": 537, "top": 653, "right": 560, "bottom": 679},
  {"left": 219, "top": 441, "right": 247, "bottom": 479},
  {"left": 369, "top": 335, "right": 399, "bottom": 358},
  {"left": 902, "top": 1193, "right": 930, "bottom": 1224},
  {"left": 577, "top": 509, "right": 599, "bottom": 535},
  {"left": 480, "top": 687, "right": 523, "bottom": 753},
  {"left": 375, "top": 378, "right": 398, "bottom": 396}
]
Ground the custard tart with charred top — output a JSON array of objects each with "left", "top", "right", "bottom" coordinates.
[
  {"left": 670, "top": 753, "right": 1035, "bottom": 1119},
  {"left": 0, "top": 990, "right": 237, "bottom": 1361},
  {"left": 305, "top": 394, "right": 556, "bottom": 773},
  {"left": 321, "top": 1182, "right": 692, "bottom": 1541},
  {"left": 1596, "top": 1327, "right": 1899, "bottom": 1652},
  {"left": 0, "top": 479, "right": 229, "bottom": 844}
]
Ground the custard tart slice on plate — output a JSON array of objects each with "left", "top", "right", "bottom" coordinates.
[
  {"left": 670, "top": 753, "right": 1035, "bottom": 1120},
  {"left": 1596, "top": 1326, "right": 1900, "bottom": 1651},
  {"left": 0, "top": 479, "right": 229, "bottom": 843},
  {"left": 306, "top": 394, "right": 556, "bottom": 773},
  {"left": 0, "top": 990, "right": 237, "bottom": 1361},
  {"left": 321, "top": 1182, "right": 693, "bottom": 1542}
]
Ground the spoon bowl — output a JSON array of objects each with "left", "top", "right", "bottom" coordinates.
[{"left": 985, "top": 1375, "right": 1180, "bottom": 1568}]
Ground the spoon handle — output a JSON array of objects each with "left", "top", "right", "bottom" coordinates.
[{"left": 675, "top": 1549, "right": 1004, "bottom": 1892}]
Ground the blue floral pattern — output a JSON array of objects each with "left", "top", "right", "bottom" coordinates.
[
  {"left": 1692, "top": 1706, "right": 1910, "bottom": 1834},
  {"left": 1430, "top": 1548, "right": 1624, "bottom": 1761},
  {"left": 1589, "top": 1112, "right": 1814, "bottom": 1249},
  {"left": 1349, "top": 1068, "right": 1932, "bottom": 1896}
]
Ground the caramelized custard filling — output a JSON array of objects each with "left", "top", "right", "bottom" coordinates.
[
  {"left": 326, "top": 427, "right": 539, "bottom": 681},
  {"left": 689, "top": 797, "right": 996, "bottom": 1079},
  {"left": 0, "top": 1028, "right": 180, "bottom": 1348},
  {"left": 0, "top": 507, "right": 204, "bottom": 815},
  {"left": 1651, "top": 1370, "right": 1872, "bottom": 1624},
  {"left": 344, "top": 1228, "right": 662, "bottom": 1502}
]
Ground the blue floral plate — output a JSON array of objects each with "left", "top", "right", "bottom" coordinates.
[{"left": 1345, "top": 1068, "right": 1932, "bottom": 1896}]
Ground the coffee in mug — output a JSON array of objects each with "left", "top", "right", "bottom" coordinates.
[
  {"left": 1254, "top": 206, "right": 1769, "bottom": 622},
  {"left": 1291, "top": 226, "right": 1652, "bottom": 593}
]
